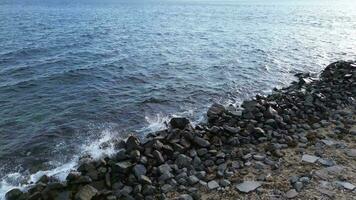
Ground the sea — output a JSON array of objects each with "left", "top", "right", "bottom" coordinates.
[{"left": 0, "top": 0, "right": 355, "bottom": 198}]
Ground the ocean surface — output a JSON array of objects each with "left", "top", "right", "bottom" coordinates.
[{"left": 0, "top": 0, "right": 355, "bottom": 198}]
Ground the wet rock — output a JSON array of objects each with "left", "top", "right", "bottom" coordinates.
[
  {"left": 207, "top": 103, "right": 225, "bottom": 121},
  {"left": 5, "top": 188, "right": 24, "bottom": 200},
  {"left": 126, "top": 135, "right": 140, "bottom": 151},
  {"left": 235, "top": 181, "right": 262, "bottom": 193},
  {"left": 170, "top": 118, "right": 190, "bottom": 130},
  {"left": 301, "top": 154, "right": 319, "bottom": 163},
  {"left": 285, "top": 189, "right": 298, "bottom": 199},
  {"left": 75, "top": 185, "right": 98, "bottom": 200}
]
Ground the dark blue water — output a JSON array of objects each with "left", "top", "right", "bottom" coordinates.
[{"left": 0, "top": 0, "right": 355, "bottom": 197}]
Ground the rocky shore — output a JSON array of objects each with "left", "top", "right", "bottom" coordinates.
[{"left": 6, "top": 61, "right": 356, "bottom": 200}]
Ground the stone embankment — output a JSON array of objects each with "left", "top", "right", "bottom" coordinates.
[{"left": 6, "top": 61, "right": 356, "bottom": 200}]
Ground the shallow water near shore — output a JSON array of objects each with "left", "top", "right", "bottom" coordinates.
[{"left": 0, "top": 0, "right": 356, "bottom": 198}]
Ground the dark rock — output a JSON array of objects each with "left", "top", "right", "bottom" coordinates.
[
  {"left": 170, "top": 117, "right": 190, "bottom": 129},
  {"left": 75, "top": 185, "right": 98, "bottom": 200},
  {"left": 153, "top": 150, "right": 165, "bottom": 164},
  {"left": 5, "top": 188, "right": 24, "bottom": 200},
  {"left": 133, "top": 164, "right": 147, "bottom": 178},
  {"left": 176, "top": 154, "right": 192, "bottom": 168},
  {"left": 207, "top": 103, "right": 225, "bottom": 121},
  {"left": 126, "top": 135, "right": 140, "bottom": 151},
  {"left": 193, "top": 136, "right": 210, "bottom": 147}
]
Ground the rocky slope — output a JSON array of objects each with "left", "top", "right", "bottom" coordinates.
[{"left": 5, "top": 61, "right": 356, "bottom": 200}]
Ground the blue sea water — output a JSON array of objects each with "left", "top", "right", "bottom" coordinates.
[{"left": 0, "top": 0, "right": 355, "bottom": 197}]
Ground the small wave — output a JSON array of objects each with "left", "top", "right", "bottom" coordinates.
[{"left": 137, "top": 113, "right": 170, "bottom": 134}]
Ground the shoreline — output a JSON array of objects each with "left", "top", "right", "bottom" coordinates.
[{"left": 5, "top": 60, "right": 356, "bottom": 200}]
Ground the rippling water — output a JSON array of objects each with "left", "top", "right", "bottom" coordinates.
[{"left": 0, "top": 0, "right": 355, "bottom": 197}]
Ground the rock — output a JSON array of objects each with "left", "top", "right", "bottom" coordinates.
[
  {"left": 321, "top": 139, "right": 335, "bottom": 146},
  {"left": 317, "top": 188, "right": 335, "bottom": 198},
  {"left": 334, "top": 181, "right": 355, "bottom": 190},
  {"left": 193, "top": 136, "right": 210, "bottom": 147},
  {"left": 176, "top": 154, "right": 192, "bottom": 168},
  {"left": 178, "top": 194, "right": 193, "bottom": 200},
  {"left": 161, "top": 184, "right": 173, "bottom": 193},
  {"left": 153, "top": 150, "right": 165, "bottom": 164},
  {"left": 301, "top": 154, "right": 319, "bottom": 163},
  {"left": 207, "top": 180, "right": 219, "bottom": 190},
  {"left": 188, "top": 175, "right": 199, "bottom": 185},
  {"left": 138, "top": 175, "right": 152, "bottom": 184},
  {"left": 126, "top": 135, "right": 140, "bottom": 151},
  {"left": 133, "top": 164, "right": 147, "bottom": 178},
  {"left": 235, "top": 181, "right": 262, "bottom": 193},
  {"left": 159, "top": 170, "right": 174, "bottom": 182},
  {"left": 207, "top": 103, "right": 225, "bottom": 121},
  {"left": 317, "top": 158, "right": 335, "bottom": 167},
  {"left": 158, "top": 164, "right": 172, "bottom": 174},
  {"left": 5, "top": 188, "right": 24, "bottom": 200},
  {"left": 299, "top": 177, "right": 310, "bottom": 184},
  {"left": 285, "top": 189, "right": 298, "bottom": 199},
  {"left": 345, "top": 149, "right": 356, "bottom": 157},
  {"left": 75, "top": 185, "right": 98, "bottom": 200},
  {"left": 253, "top": 127, "right": 265, "bottom": 137},
  {"left": 219, "top": 179, "right": 231, "bottom": 187},
  {"left": 114, "top": 161, "right": 133, "bottom": 173},
  {"left": 294, "top": 181, "right": 303, "bottom": 192},
  {"left": 170, "top": 117, "right": 190, "bottom": 129},
  {"left": 253, "top": 154, "right": 266, "bottom": 161},
  {"left": 264, "top": 106, "right": 279, "bottom": 119}
]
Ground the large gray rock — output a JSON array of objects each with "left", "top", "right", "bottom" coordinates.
[
  {"left": 235, "top": 181, "right": 262, "bottom": 193},
  {"left": 75, "top": 185, "right": 98, "bottom": 200}
]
